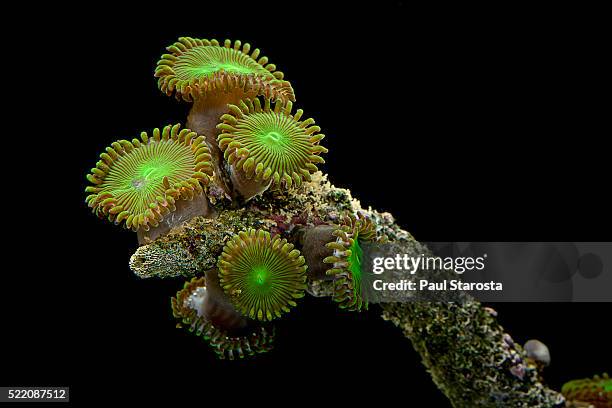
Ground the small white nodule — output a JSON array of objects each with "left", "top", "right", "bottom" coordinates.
[
  {"left": 524, "top": 339, "right": 551, "bottom": 366},
  {"left": 185, "top": 287, "right": 208, "bottom": 318}
]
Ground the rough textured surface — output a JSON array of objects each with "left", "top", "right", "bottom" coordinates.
[
  {"left": 129, "top": 171, "right": 565, "bottom": 407},
  {"left": 130, "top": 172, "right": 355, "bottom": 279},
  {"left": 367, "top": 229, "right": 565, "bottom": 406},
  {"left": 130, "top": 209, "right": 265, "bottom": 278},
  {"left": 383, "top": 301, "right": 564, "bottom": 407}
]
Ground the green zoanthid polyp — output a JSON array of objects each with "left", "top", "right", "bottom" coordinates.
[
  {"left": 217, "top": 96, "right": 328, "bottom": 200},
  {"left": 155, "top": 38, "right": 292, "bottom": 102},
  {"left": 84, "top": 124, "right": 213, "bottom": 231},
  {"left": 324, "top": 213, "right": 379, "bottom": 312},
  {"left": 217, "top": 228, "right": 308, "bottom": 321}
]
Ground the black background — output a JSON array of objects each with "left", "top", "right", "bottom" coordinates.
[{"left": 4, "top": 3, "right": 610, "bottom": 406}]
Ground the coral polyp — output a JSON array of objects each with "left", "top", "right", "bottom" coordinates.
[
  {"left": 217, "top": 97, "right": 328, "bottom": 200},
  {"left": 324, "top": 212, "right": 378, "bottom": 312},
  {"left": 562, "top": 373, "right": 612, "bottom": 408},
  {"left": 155, "top": 37, "right": 294, "bottom": 103},
  {"left": 85, "top": 124, "right": 213, "bottom": 232},
  {"left": 217, "top": 228, "right": 307, "bottom": 321},
  {"left": 171, "top": 274, "right": 274, "bottom": 360}
]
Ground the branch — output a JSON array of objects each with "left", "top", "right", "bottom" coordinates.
[{"left": 129, "top": 173, "right": 565, "bottom": 407}]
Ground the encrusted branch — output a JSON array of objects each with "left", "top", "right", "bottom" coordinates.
[
  {"left": 129, "top": 173, "right": 565, "bottom": 407},
  {"left": 377, "top": 238, "right": 563, "bottom": 406}
]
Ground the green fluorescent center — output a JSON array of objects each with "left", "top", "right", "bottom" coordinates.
[
  {"left": 262, "top": 131, "right": 284, "bottom": 146},
  {"left": 603, "top": 379, "right": 612, "bottom": 392},
  {"left": 192, "top": 61, "right": 253, "bottom": 77},
  {"left": 173, "top": 47, "right": 272, "bottom": 80},
  {"left": 255, "top": 128, "right": 291, "bottom": 153},
  {"left": 249, "top": 265, "right": 272, "bottom": 291},
  {"left": 139, "top": 160, "right": 173, "bottom": 183},
  {"left": 131, "top": 178, "right": 146, "bottom": 189},
  {"left": 126, "top": 160, "right": 173, "bottom": 191}
]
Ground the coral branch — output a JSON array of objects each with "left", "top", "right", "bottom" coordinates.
[
  {"left": 383, "top": 300, "right": 564, "bottom": 407},
  {"left": 128, "top": 173, "right": 565, "bottom": 406}
]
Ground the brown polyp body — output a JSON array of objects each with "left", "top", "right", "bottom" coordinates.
[
  {"left": 136, "top": 193, "right": 214, "bottom": 245},
  {"left": 225, "top": 161, "right": 272, "bottom": 202},
  {"left": 186, "top": 89, "right": 257, "bottom": 198},
  {"left": 297, "top": 224, "right": 337, "bottom": 281},
  {"left": 203, "top": 269, "right": 249, "bottom": 333}
]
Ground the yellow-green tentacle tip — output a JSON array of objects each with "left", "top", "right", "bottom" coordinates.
[
  {"left": 217, "top": 97, "right": 328, "bottom": 190},
  {"left": 84, "top": 124, "right": 214, "bottom": 232},
  {"left": 323, "top": 212, "right": 379, "bottom": 312},
  {"left": 217, "top": 228, "right": 307, "bottom": 321},
  {"left": 154, "top": 37, "right": 295, "bottom": 103},
  {"left": 171, "top": 276, "right": 275, "bottom": 360},
  {"left": 561, "top": 373, "right": 611, "bottom": 408}
]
